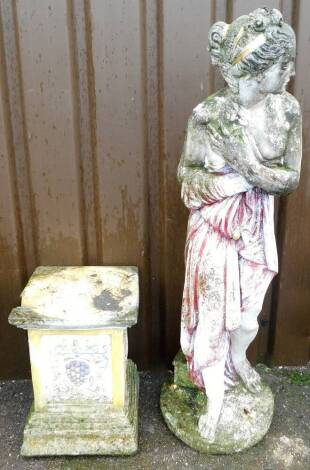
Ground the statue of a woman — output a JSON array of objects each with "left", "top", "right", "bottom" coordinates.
[{"left": 178, "top": 8, "right": 301, "bottom": 442}]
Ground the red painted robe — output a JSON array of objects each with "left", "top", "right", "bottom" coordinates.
[{"left": 180, "top": 106, "right": 278, "bottom": 389}]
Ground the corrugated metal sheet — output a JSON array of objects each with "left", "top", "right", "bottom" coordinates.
[{"left": 0, "top": 0, "right": 309, "bottom": 378}]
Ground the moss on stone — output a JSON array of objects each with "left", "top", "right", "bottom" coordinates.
[
  {"left": 173, "top": 350, "right": 196, "bottom": 389},
  {"left": 160, "top": 373, "right": 274, "bottom": 454},
  {"left": 287, "top": 371, "right": 310, "bottom": 385}
]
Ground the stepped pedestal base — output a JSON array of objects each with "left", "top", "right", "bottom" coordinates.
[{"left": 22, "top": 360, "right": 139, "bottom": 456}]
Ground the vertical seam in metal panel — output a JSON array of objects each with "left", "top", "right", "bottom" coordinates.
[
  {"left": 208, "top": 0, "right": 216, "bottom": 95},
  {"left": 12, "top": 2, "right": 40, "bottom": 274},
  {"left": 84, "top": 0, "right": 103, "bottom": 264},
  {"left": 4, "top": 1, "right": 39, "bottom": 273},
  {"left": 138, "top": 0, "right": 152, "bottom": 366},
  {"left": 11, "top": 1, "right": 39, "bottom": 269},
  {"left": 0, "top": 4, "right": 25, "bottom": 285},
  {"left": 267, "top": 0, "right": 300, "bottom": 363},
  {"left": 226, "top": 0, "right": 233, "bottom": 23},
  {"left": 12, "top": 1, "right": 39, "bottom": 270},
  {"left": 156, "top": 0, "right": 167, "bottom": 361},
  {"left": 291, "top": 1, "right": 300, "bottom": 54},
  {"left": 66, "top": 0, "right": 88, "bottom": 265}
]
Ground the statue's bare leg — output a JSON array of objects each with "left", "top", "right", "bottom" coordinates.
[
  {"left": 230, "top": 260, "right": 275, "bottom": 393},
  {"left": 230, "top": 310, "right": 262, "bottom": 393},
  {"left": 198, "top": 356, "right": 225, "bottom": 442}
]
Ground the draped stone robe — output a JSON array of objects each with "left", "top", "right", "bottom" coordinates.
[{"left": 179, "top": 98, "right": 278, "bottom": 389}]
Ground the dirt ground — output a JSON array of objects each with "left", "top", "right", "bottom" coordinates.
[{"left": 0, "top": 366, "right": 309, "bottom": 470}]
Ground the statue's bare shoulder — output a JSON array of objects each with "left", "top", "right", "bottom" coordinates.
[
  {"left": 180, "top": 89, "right": 225, "bottom": 171},
  {"left": 191, "top": 88, "right": 228, "bottom": 126},
  {"left": 281, "top": 91, "right": 301, "bottom": 123}
]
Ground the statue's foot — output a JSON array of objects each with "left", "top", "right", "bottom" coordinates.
[
  {"left": 198, "top": 412, "right": 217, "bottom": 442},
  {"left": 234, "top": 359, "right": 262, "bottom": 393}
]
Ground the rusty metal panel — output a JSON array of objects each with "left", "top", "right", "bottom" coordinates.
[
  {"left": 0, "top": 0, "right": 309, "bottom": 378},
  {"left": 231, "top": 0, "right": 282, "bottom": 18},
  {"left": 159, "top": 0, "right": 214, "bottom": 361},
  {"left": 269, "top": 0, "right": 310, "bottom": 364},
  {"left": 88, "top": 0, "right": 151, "bottom": 365},
  {"left": 16, "top": 0, "right": 85, "bottom": 265},
  {"left": 0, "top": 27, "right": 28, "bottom": 378}
]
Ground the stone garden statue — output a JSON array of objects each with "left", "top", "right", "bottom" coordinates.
[{"left": 161, "top": 8, "right": 302, "bottom": 453}]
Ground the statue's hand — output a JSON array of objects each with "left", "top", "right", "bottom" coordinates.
[
  {"left": 207, "top": 123, "right": 229, "bottom": 156},
  {"left": 207, "top": 122, "right": 244, "bottom": 163},
  {"left": 208, "top": 122, "right": 262, "bottom": 170}
]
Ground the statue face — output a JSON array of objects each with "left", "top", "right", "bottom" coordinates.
[
  {"left": 259, "top": 60, "right": 295, "bottom": 94},
  {"left": 238, "top": 59, "right": 295, "bottom": 107},
  {"left": 238, "top": 76, "right": 261, "bottom": 107}
]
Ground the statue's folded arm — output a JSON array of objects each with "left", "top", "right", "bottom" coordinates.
[{"left": 220, "top": 109, "right": 302, "bottom": 196}]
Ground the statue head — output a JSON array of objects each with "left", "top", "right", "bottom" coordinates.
[{"left": 208, "top": 8, "right": 296, "bottom": 105}]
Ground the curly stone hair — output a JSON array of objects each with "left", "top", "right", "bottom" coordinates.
[{"left": 208, "top": 8, "right": 296, "bottom": 90}]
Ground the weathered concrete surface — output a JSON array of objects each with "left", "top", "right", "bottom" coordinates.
[
  {"left": 21, "top": 361, "right": 138, "bottom": 456},
  {"left": 161, "top": 378, "right": 274, "bottom": 454},
  {"left": 9, "top": 266, "right": 139, "bottom": 329},
  {"left": 0, "top": 366, "right": 309, "bottom": 469}
]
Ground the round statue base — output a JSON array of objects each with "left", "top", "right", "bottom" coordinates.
[{"left": 160, "top": 375, "right": 274, "bottom": 454}]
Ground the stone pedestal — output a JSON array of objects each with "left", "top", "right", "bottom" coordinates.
[
  {"left": 161, "top": 352, "right": 274, "bottom": 454},
  {"left": 9, "top": 266, "right": 139, "bottom": 456}
]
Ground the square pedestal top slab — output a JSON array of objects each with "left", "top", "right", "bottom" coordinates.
[{"left": 9, "top": 266, "right": 138, "bottom": 330}]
